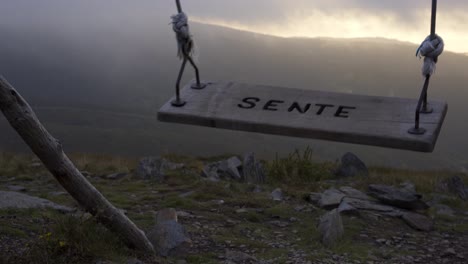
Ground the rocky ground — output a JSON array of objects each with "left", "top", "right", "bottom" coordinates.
[{"left": 0, "top": 152, "right": 467, "bottom": 264}]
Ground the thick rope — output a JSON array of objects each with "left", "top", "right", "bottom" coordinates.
[
  {"left": 416, "top": 34, "right": 444, "bottom": 76},
  {"left": 171, "top": 12, "right": 193, "bottom": 59}
]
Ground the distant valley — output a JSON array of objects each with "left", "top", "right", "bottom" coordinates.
[{"left": 1, "top": 20, "right": 468, "bottom": 170}]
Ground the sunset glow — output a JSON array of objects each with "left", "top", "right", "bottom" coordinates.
[{"left": 192, "top": 9, "right": 468, "bottom": 54}]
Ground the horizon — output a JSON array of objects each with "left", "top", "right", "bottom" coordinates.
[{"left": 1, "top": 1, "right": 467, "bottom": 54}]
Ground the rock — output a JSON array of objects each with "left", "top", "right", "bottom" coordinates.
[
  {"left": 441, "top": 248, "right": 457, "bottom": 258},
  {"left": 339, "top": 186, "right": 372, "bottom": 200},
  {"left": 201, "top": 163, "right": 221, "bottom": 181},
  {"left": 147, "top": 208, "right": 192, "bottom": 257},
  {"left": 445, "top": 176, "right": 467, "bottom": 200},
  {"left": 136, "top": 157, "right": 167, "bottom": 181},
  {"left": 341, "top": 197, "right": 400, "bottom": 214},
  {"left": 337, "top": 200, "right": 359, "bottom": 215},
  {"left": 218, "top": 156, "right": 242, "bottom": 180},
  {"left": 106, "top": 172, "right": 127, "bottom": 180},
  {"left": 318, "top": 209, "right": 344, "bottom": 247},
  {"left": 308, "top": 192, "right": 322, "bottom": 205},
  {"left": 401, "top": 212, "right": 434, "bottom": 231},
  {"left": 368, "top": 184, "right": 429, "bottom": 210},
  {"left": 400, "top": 181, "right": 416, "bottom": 193},
  {"left": 270, "top": 188, "right": 284, "bottom": 201},
  {"left": 236, "top": 208, "right": 248, "bottom": 214},
  {"left": 318, "top": 188, "right": 345, "bottom": 209},
  {"left": 225, "top": 249, "right": 257, "bottom": 263},
  {"left": 0, "top": 191, "right": 74, "bottom": 213},
  {"left": 242, "top": 152, "right": 266, "bottom": 184},
  {"left": 335, "top": 152, "right": 369, "bottom": 177},
  {"left": 7, "top": 185, "right": 26, "bottom": 192}
]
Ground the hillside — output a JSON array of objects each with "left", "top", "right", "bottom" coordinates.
[
  {"left": 1, "top": 22, "right": 468, "bottom": 169},
  {"left": 0, "top": 152, "right": 467, "bottom": 263}
]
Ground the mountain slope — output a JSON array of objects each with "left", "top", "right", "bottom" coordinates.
[{"left": 1, "top": 22, "right": 467, "bottom": 170}]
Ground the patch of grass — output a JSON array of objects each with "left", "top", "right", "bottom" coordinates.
[
  {"left": 185, "top": 253, "right": 219, "bottom": 264},
  {"left": 69, "top": 153, "right": 137, "bottom": 176},
  {"left": 25, "top": 214, "right": 130, "bottom": 264},
  {"left": 264, "top": 204, "right": 296, "bottom": 219},
  {"left": 266, "top": 148, "right": 334, "bottom": 186}
]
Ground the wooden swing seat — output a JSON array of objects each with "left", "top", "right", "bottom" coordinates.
[{"left": 158, "top": 81, "right": 447, "bottom": 152}]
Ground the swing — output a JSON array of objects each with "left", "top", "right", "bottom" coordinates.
[{"left": 158, "top": 0, "right": 447, "bottom": 153}]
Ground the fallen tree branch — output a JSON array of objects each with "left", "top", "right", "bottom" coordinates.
[{"left": 0, "top": 76, "right": 155, "bottom": 254}]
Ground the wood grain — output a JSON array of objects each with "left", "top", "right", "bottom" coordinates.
[{"left": 158, "top": 81, "right": 448, "bottom": 152}]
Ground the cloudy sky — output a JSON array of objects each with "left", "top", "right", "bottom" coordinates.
[{"left": 1, "top": 0, "right": 467, "bottom": 54}]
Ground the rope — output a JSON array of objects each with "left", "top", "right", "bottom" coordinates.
[
  {"left": 171, "top": 12, "right": 194, "bottom": 59},
  {"left": 416, "top": 34, "right": 444, "bottom": 76}
]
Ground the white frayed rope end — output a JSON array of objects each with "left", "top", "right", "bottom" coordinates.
[
  {"left": 417, "top": 34, "right": 444, "bottom": 76},
  {"left": 171, "top": 12, "right": 194, "bottom": 59}
]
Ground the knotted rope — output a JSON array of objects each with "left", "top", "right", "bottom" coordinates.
[
  {"left": 416, "top": 34, "right": 444, "bottom": 76},
  {"left": 171, "top": 12, "right": 193, "bottom": 59}
]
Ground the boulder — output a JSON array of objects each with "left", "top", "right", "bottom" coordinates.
[
  {"left": 147, "top": 208, "right": 192, "bottom": 257},
  {"left": 368, "top": 184, "right": 429, "bottom": 210},
  {"left": 318, "top": 188, "right": 345, "bottom": 209},
  {"left": 341, "top": 197, "right": 400, "bottom": 214},
  {"left": 218, "top": 156, "right": 242, "bottom": 180},
  {"left": 335, "top": 152, "right": 369, "bottom": 177},
  {"left": 270, "top": 188, "right": 284, "bottom": 202},
  {"left": 318, "top": 209, "right": 344, "bottom": 247},
  {"left": 437, "top": 176, "right": 468, "bottom": 201},
  {"left": 136, "top": 157, "right": 168, "bottom": 181},
  {"left": 0, "top": 191, "right": 74, "bottom": 213},
  {"left": 339, "top": 186, "right": 372, "bottom": 200},
  {"left": 401, "top": 212, "right": 434, "bottom": 231},
  {"left": 337, "top": 200, "right": 359, "bottom": 215},
  {"left": 242, "top": 152, "right": 265, "bottom": 184},
  {"left": 308, "top": 192, "right": 322, "bottom": 205}
]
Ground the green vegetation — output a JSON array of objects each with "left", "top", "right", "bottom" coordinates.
[{"left": 0, "top": 150, "right": 467, "bottom": 263}]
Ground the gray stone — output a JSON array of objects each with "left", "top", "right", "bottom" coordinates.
[
  {"left": 147, "top": 208, "right": 192, "bottom": 257},
  {"left": 242, "top": 152, "right": 265, "bottom": 184},
  {"left": 218, "top": 157, "right": 242, "bottom": 180},
  {"left": 335, "top": 152, "right": 369, "bottom": 177},
  {"left": 308, "top": 192, "right": 322, "bottom": 205},
  {"left": 400, "top": 181, "right": 416, "bottom": 193},
  {"left": 339, "top": 186, "right": 372, "bottom": 200},
  {"left": 201, "top": 162, "right": 220, "bottom": 180},
  {"left": 337, "top": 201, "right": 359, "bottom": 215},
  {"left": 368, "top": 184, "right": 429, "bottom": 210},
  {"left": 318, "top": 209, "right": 344, "bottom": 247},
  {"left": 7, "top": 185, "right": 26, "bottom": 192},
  {"left": 435, "top": 176, "right": 467, "bottom": 201},
  {"left": 341, "top": 197, "right": 399, "bottom": 213},
  {"left": 0, "top": 191, "right": 74, "bottom": 213},
  {"left": 106, "top": 172, "right": 127, "bottom": 180},
  {"left": 136, "top": 157, "right": 167, "bottom": 181},
  {"left": 319, "top": 188, "right": 345, "bottom": 209},
  {"left": 270, "top": 188, "right": 284, "bottom": 201},
  {"left": 401, "top": 212, "right": 434, "bottom": 231}
]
